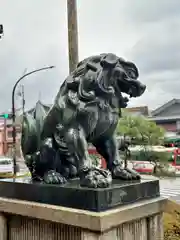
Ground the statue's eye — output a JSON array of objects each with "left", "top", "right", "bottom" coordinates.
[{"left": 127, "top": 70, "right": 136, "bottom": 79}]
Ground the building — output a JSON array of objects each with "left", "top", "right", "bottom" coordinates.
[
  {"left": 149, "top": 99, "right": 180, "bottom": 136},
  {"left": 125, "top": 106, "right": 150, "bottom": 116},
  {"left": 27, "top": 101, "right": 51, "bottom": 116},
  {"left": 0, "top": 101, "right": 51, "bottom": 156},
  {"left": 0, "top": 110, "right": 22, "bottom": 156},
  {"left": 126, "top": 100, "right": 180, "bottom": 137},
  {"left": 0, "top": 122, "right": 21, "bottom": 156}
]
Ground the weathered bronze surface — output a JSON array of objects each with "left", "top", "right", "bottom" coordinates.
[{"left": 21, "top": 53, "right": 146, "bottom": 188}]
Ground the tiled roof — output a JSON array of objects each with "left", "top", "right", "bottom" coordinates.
[
  {"left": 148, "top": 115, "right": 180, "bottom": 123},
  {"left": 151, "top": 99, "right": 180, "bottom": 116}
]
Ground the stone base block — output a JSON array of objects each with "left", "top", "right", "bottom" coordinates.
[
  {"left": 7, "top": 214, "right": 163, "bottom": 240},
  {"left": 0, "top": 178, "right": 160, "bottom": 211},
  {"left": 0, "top": 196, "right": 167, "bottom": 240}
]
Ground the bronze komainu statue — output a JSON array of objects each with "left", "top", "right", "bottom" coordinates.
[{"left": 21, "top": 53, "right": 146, "bottom": 188}]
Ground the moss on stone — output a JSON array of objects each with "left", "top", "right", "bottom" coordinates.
[{"left": 163, "top": 200, "right": 180, "bottom": 239}]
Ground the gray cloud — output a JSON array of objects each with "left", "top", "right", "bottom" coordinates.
[
  {"left": 0, "top": 0, "right": 180, "bottom": 112},
  {"left": 127, "top": 14, "right": 180, "bottom": 109},
  {"left": 121, "top": 0, "right": 180, "bottom": 24},
  {"left": 0, "top": 0, "right": 68, "bottom": 112},
  {"left": 130, "top": 18, "right": 180, "bottom": 74}
]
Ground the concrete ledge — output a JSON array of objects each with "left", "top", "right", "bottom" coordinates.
[{"left": 0, "top": 196, "right": 167, "bottom": 232}]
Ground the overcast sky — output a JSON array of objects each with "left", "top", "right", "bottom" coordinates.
[{"left": 0, "top": 0, "right": 179, "bottom": 112}]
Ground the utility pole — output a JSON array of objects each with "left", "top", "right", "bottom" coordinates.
[
  {"left": 22, "top": 85, "right": 25, "bottom": 118},
  {"left": 3, "top": 117, "right": 7, "bottom": 155},
  {"left": 67, "top": 0, "right": 79, "bottom": 73}
]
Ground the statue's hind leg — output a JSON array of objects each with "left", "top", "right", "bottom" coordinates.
[
  {"left": 56, "top": 150, "right": 78, "bottom": 179},
  {"left": 93, "top": 136, "right": 141, "bottom": 180},
  {"left": 31, "top": 138, "right": 67, "bottom": 184},
  {"left": 65, "top": 127, "right": 112, "bottom": 188}
]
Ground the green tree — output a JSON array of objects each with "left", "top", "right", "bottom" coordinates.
[
  {"left": 117, "top": 113, "right": 165, "bottom": 145},
  {"left": 116, "top": 112, "right": 169, "bottom": 165}
]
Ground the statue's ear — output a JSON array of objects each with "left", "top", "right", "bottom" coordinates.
[
  {"left": 77, "top": 55, "right": 102, "bottom": 68},
  {"left": 100, "top": 53, "right": 119, "bottom": 68}
]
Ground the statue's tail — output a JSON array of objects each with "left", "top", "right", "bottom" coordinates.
[{"left": 21, "top": 101, "right": 50, "bottom": 159}]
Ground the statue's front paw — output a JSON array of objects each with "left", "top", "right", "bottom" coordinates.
[
  {"left": 80, "top": 168, "right": 112, "bottom": 188},
  {"left": 43, "top": 170, "right": 67, "bottom": 184},
  {"left": 125, "top": 167, "right": 141, "bottom": 180},
  {"left": 112, "top": 165, "right": 140, "bottom": 180}
]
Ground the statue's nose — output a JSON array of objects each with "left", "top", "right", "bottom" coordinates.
[{"left": 139, "top": 83, "right": 146, "bottom": 95}]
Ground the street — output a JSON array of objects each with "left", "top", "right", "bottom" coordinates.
[
  {"left": 17, "top": 161, "right": 29, "bottom": 173},
  {"left": 141, "top": 175, "right": 180, "bottom": 202},
  {"left": 160, "top": 178, "right": 180, "bottom": 202}
]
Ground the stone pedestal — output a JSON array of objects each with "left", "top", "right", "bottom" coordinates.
[
  {"left": 0, "top": 196, "right": 166, "bottom": 239},
  {"left": 0, "top": 178, "right": 160, "bottom": 211}
]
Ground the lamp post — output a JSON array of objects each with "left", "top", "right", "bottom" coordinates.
[{"left": 12, "top": 66, "right": 55, "bottom": 180}]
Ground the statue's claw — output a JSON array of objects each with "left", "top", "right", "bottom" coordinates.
[
  {"left": 112, "top": 165, "right": 140, "bottom": 180},
  {"left": 125, "top": 168, "right": 141, "bottom": 180},
  {"left": 80, "top": 167, "right": 112, "bottom": 188},
  {"left": 43, "top": 170, "right": 67, "bottom": 184}
]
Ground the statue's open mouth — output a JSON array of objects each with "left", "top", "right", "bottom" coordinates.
[
  {"left": 116, "top": 74, "right": 146, "bottom": 98},
  {"left": 110, "top": 62, "right": 146, "bottom": 98},
  {"left": 126, "top": 79, "right": 146, "bottom": 98}
]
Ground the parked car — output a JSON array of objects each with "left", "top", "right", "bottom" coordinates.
[
  {"left": 132, "top": 161, "right": 155, "bottom": 174},
  {"left": 0, "top": 156, "right": 20, "bottom": 178},
  {"left": 0, "top": 156, "right": 14, "bottom": 177}
]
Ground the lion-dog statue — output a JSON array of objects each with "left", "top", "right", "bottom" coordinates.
[{"left": 21, "top": 53, "right": 146, "bottom": 188}]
